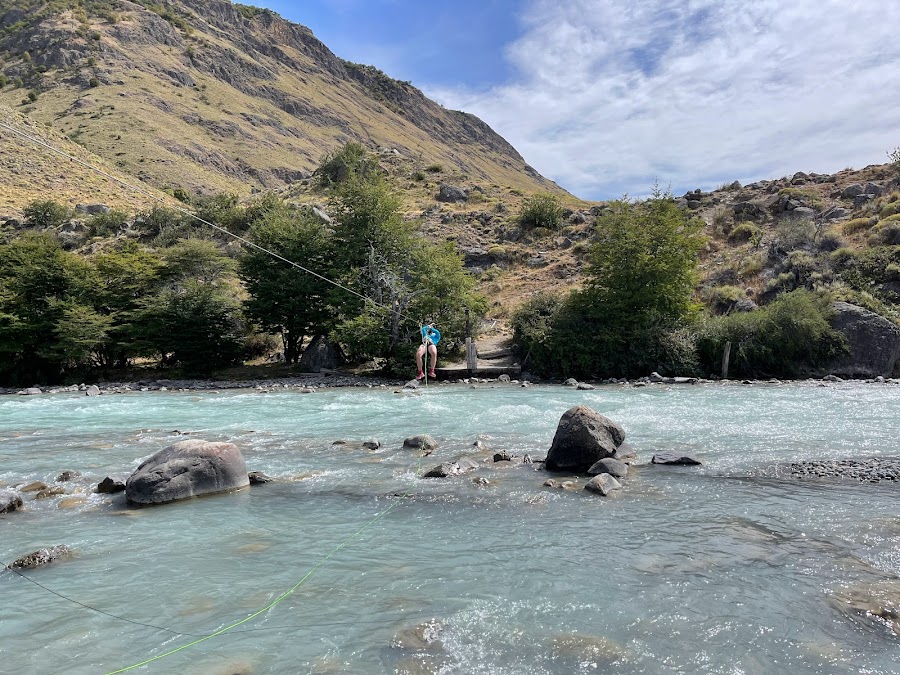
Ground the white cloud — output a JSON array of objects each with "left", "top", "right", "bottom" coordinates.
[{"left": 425, "top": 0, "right": 900, "bottom": 200}]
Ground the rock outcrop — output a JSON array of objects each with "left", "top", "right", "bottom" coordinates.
[
  {"left": 125, "top": 440, "right": 250, "bottom": 505},
  {"left": 545, "top": 406, "right": 625, "bottom": 472},
  {"left": 298, "top": 335, "right": 342, "bottom": 373},
  {"left": 823, "top": 302, "right": 900, "bottom": 378},
  {"left": 7, "top": 545, "right": 73, "bottom": 570}
]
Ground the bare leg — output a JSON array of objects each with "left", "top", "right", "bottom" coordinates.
[
  {"left": 428, "top": 344, "right": 437, "bottom": 373},
  {"left": 415, "top": 345, "right": 425, "bottom": 376}
]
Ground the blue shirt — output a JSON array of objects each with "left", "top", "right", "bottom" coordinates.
[{"left": 421, "top": 325, "right": 441, "bottom": 346}]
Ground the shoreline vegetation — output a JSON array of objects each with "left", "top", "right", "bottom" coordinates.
[{"left": 3, "top": 144, "right": 900, "bottom": 386}]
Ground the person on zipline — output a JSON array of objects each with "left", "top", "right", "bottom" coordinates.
[{"left": 416, "top": 322, "right": 440, "bottom": 380}]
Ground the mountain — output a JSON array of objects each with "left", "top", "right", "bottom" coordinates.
[{"left": 0, "top": 0, "right": 561, "bottom": 207}]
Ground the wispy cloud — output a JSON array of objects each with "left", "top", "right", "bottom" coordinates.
[{"left": 426, "top": 0, "right": 900, "bottom": 200}]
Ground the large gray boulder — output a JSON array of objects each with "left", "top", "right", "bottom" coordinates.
[
  {"left": 824, "top": 302, "right": 900, "bottom": 378},
  {"left": 545, "top": 406, "right": 625, "bottom": 472},
  {"left": 437, "top": 183, "right": 468, "bottom": 203},
  {"left": 298, "top": 335, "right": 342, "bottom": 373},
  {"left": 125, "top": 440, "right": 249, "bottom": 505},
  {"left": 7, "top": 545, "right": 73, "bottom": 570}
]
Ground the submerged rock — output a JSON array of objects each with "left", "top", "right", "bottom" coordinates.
[
  {"left": 35, "top": 486, "right": 66, "bottom": 499},
  {"left": 652, "top": 452, "right": 702, "bottom": 465},
  {"left": 1, "top": 490, "right": 24, "bottom": 514},
  {"left": 584, "top": 474, "right": 622, "bottom": 496},
  {"left": 423, "top": 457, "right": 479, "bottom": 478},
  {"left": 56, "top": 470, "right": 81, "bottom": 482},
  {"left": 20, "top": 481, "right": 48, "bottom": 493},
  {"left": 97, "top": 477, "right": 126, "bottom": 493},
  {"left": 125, "top": 440, "right": 250, "bottom": 505},
  {"left": 7, "top": 545, "right": 73, "bottom": 570},
  {"left": 390, "top": 619, "right": 445, "bottom": 652},
  {"left": 545, "top": 406, "right": 625, "bottom": 472},
  {"left": 248, "top": 471, "right": 273, "bottom": 485},
  {"left": 587, "top": 458, "right": 628, "bottom": 478},
  {"left": 403, "top": 435, "right": 438, "bottom": 454}
]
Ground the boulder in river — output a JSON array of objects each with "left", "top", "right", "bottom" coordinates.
[
  {"left": 7, "top": 545, "right": 73, "bottom": 570},
  {"left": 97, "top": 477, "right": 126, "bottom": 493},
  {"left": 587, "top": 457, "right": 628, "bottom": 478},
  {"left": 545, "top": 406, "right": 625, "bottom": 472},
  {"left": 85, "top": 385, "right": 101, "bottom": 396},
  {"left": 125, "top": 440, "right": 250, "bottom": 505},
  {"left": 56, "top": 470, "right": 81, "bottom": 482},
  {"left": 403, "top": 434, "right": 438, "bottom": 454},
  {"left": 1, "top": 490, "right": 24, "bottom": 514},
  {"left": 584, "top": 473, "right": 622, "bottom": 496},
  {"left": 423, "top": 457, "right": 479, "bottom": 478},
  {"left": 248, "top": 471, "right": 273, "bottom": 485}
]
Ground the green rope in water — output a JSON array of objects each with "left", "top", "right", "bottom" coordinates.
[{"left": 108, "top": 354, "right": 431, "bottom": 674}]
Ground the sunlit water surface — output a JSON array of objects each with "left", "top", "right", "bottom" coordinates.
[{"left": 1, "top": 383, "right": 899, "bottom": 674}]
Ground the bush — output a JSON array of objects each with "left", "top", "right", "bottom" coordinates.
[
  {"left": 23, "top": 200, "right": 71, "bottom": 229},
  {"left": 511, "top": 292, "right": 564, "bottom": 373},
  {"left": 842, "top": 217, "right": 874, "bottom": 234},
  {"left": 817, "top": 229, "right": 843, "bottom": 252},
  {"left": 425, "top": 163, "right": 443, "bottom": 173},
  {"left": 695, "top": 289, "right": 846, "bottom": 378},
  {"left": 702, "top": 285, "right": 745, "bottom": 314},
  {"left": 87, "top": 210, "right": 129, "bottom": 237},
  {"left": 518, "top": 193, "right": 563, "bottom": 230},
  {"left": 26, "top": 90, "right": 37, "bottom": 102},
  {"left": 314, "top": 141, "right": 374, "bottom": 188},
  {"left": 728, "top": 223, "right": 761, "bottom": 243},
  {"left": 773, "top": 217, "right": 815, "bottom": 251},
  {"left": 0, "top": 74, "right": 7, "bottom": 88},
  {"left": 88, "top": 77, "right": 99, "bottom": 88},
  {"left": 880, "top": 201, "right": 900, "bottom": 218},
  {"left": 868, "top": 221, "right": 900, "bottom": 246}
]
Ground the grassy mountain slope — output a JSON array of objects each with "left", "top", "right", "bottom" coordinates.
[
  {"left": 0, "top": 0, "right": 561, "bottom": 207},
  {"left": 0, "top": 104, "right": 172, "bottom": 215}
]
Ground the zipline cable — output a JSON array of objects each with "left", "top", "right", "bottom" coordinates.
[
  {"left": 0, "top": 118, "right": 417, "bottom": 323},
  {"left": 0, "top": 116, "right": 436, "bottom": 672}
]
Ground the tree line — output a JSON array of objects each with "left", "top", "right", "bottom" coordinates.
[{"left": 0, "top": 143, "right": 485, "bottom": 385}]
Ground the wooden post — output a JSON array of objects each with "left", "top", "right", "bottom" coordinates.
[
  {"left": 721, "top": 341, "right": 732, "bottom": 380},
  {"left": 466, "top": 337, "right": 477, "bottom": 374}
]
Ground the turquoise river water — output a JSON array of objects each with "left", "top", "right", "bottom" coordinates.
[{"left": 1, "top": 382, "right": 899, "bottom": 674}]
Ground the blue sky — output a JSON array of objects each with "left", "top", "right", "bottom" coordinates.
[{"left": 255, "top": 1, "right": 900, "bottom": 201}]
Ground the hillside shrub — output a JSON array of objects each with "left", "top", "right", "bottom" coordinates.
[
  {"left": 773, "top": 217, "right": 815, "bottom": 252},
  {"left": 425, "top": 163, "right": 443, "bottom": 173},
  {"left": 889, "top": 146, "right": 900, "bottom": 179},
  {"left": 314, "top": 141, "right": 374, "bottom": 188},
  {"left": 842, "top": 217, "right": 874, "bottom": 234},
  {"left": 87, "top": 210, "right": 129, "bottom": 237},
  {"left": 695, "top": 289, "right": 846, "bottom": 378},
  {"left": 23, "top": 200, "right": 71, "bottom": 229},
  {"left": 728, "top": 223, "right": 761, "bottom": 244},
  {"left": 702, "top": 285, "right": 745, "bottom": 314},
  {"left": 518, "top": 193, "right": 562, "bottom": 230},
  {"left": 868, "top": 221, "right": 900, "bottom": 246},
  {"left": 880, "top": 201, "right": 900, "bottom": 218}
]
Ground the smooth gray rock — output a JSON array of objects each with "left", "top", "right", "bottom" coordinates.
[
  {"left": 612, "top": 446, "right": 638, "bottom": 464},
  {"left": 576, "top": 382, "right": 596, "bottom": 390},
  {"left": 85, "top": 385, "right": 101, "bottom": 396},
  {"left": 545, "top": 406, "right": 625, "bottom": 473},
  {"left": 1, "top": 490, "right": 24, "bottom": 514},
  {"left": 7, "top": 545, "right": 73, "bottom": 569},
  {"left": 56, "top": 471, "right": 81, "bottom": 482},
  {"left": 97, "top": 477, "right": 126, "bottom": 493},
  {"left": 21, "top": 387, "right": 42, "bottom": 395},
  {"left": 423, "top": 457, "right": 479, "bottom": 478},
  {"left": 584, "top": 474, "right": 622, "bottom": 496},
  {"left": 563, "top": 378, "right": 579, "bottom": 387},
  {"left": 652, "top": 452, "right": 702, "bottom": 465},
  {"left": 403, "top": 434, "right": 438, "bottom": 453},
  {"left": 498, "top": 374, "right": 511, "bottom": 383},
  {"left": 125, "top": 440, "right": 250, "bottom": 505},
  {"left": 587, "top": 457, "right": 628, "bottom": 478},
  {"left": 248, "top": 471, "right": 273, "bottom": 485}
]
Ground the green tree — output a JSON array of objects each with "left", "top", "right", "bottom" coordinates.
[
  {"left": 0, "top": 233, "right": 97, "bottom": 383},
  {"left": 240, "top": 203, "right": 334, "bottom": 364},
  {"left": 314, "top": 141, "right": 374, "bottom": 189},
  {"left": 131, "top": 280, "right": 245, "bottom": 374},
  {"left": 518, "top": 189, "right": 706, "bottom": 377}
]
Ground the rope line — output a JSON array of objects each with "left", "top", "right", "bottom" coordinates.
[
  {"left": 0, "top": 118, "right": 411, "bottom": 320},
  {"left": 0, "top": 117, "right": 437, "bottom": 672}
]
